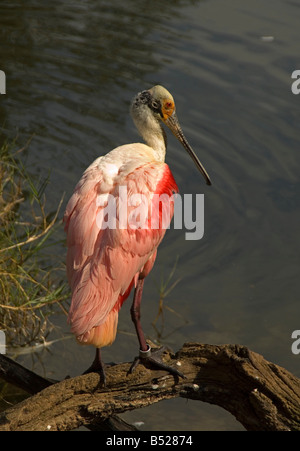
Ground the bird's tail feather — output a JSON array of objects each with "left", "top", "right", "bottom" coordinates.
[{"left": 75, "top": 307, "right": 119, "bottom": 348}]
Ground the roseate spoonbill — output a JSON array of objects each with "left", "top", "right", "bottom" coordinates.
[{"left": 64, "top": 85, "right": 211, "bottom": 383}]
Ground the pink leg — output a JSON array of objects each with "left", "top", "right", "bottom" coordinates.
[
  {"left": 130, "top": 278, "right": 148, "bottom": 352},
  {"left": 129, "top": 277, "right": 185, "bottom": 378},
  {"left": 83, "top": 348, "right": 106, "bottom": 385}
]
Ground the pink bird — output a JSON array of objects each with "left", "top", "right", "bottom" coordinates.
[{"left": 64, "top": 85, "right": 211, "bottom": 383}]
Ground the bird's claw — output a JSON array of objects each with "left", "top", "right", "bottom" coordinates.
[
  {"left": 82, "top": 359, "right": 107, "bottom": 386},
  {"left": 128, "top": 345, "right": 185, "bottom": 378}
]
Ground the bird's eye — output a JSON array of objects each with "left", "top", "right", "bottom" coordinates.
[{"left": 151, "top": 100, "right": 160, "bottom": 111}]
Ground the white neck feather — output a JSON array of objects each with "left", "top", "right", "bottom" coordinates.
[{"left": 131, "top": 103, "right": 167, "bottom": 163}]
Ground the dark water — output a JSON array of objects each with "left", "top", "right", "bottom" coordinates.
[{"left": 1, "top": 0, "right": 300, "bottom": 431}]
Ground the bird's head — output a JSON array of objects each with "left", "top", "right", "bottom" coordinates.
[{"left": 131, "top": 85, "right": 211, "bottom": 186}]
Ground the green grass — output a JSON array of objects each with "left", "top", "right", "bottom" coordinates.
[
  {"left": 152, "top": 256, "right": 188, "bottom": 341},
  {"left": 0, "top": 138, "right": 69, "bottom": 347}
]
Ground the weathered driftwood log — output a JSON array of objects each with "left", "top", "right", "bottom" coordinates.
[
  {"left": 0, "top": 352, "right": 53, "bottom": 394},
  {"left": 0, "top": 352, "right": 137, "bottom": 432},
  {"left": 0, "top": 343, "right": 299, "bottom": 431}
]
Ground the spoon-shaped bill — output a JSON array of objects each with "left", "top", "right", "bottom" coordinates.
[{"left": 164, "top": 114, "right": 212, "bottom": 186}]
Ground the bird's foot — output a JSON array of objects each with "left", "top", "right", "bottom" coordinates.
[
  {"left": 82, "top": 355, "right": 107, "bottom": 386},
  {"left": 128, "top": 345, "right": 185, "bottom": 378}
]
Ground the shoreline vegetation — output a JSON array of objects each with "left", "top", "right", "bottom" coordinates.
[{"left": 0, "top": 138, "right": 69, "bottom": 348}]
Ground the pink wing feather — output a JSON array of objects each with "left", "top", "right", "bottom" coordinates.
[{"left": 64, "top": 153, "right": 178, "bottom": 347}]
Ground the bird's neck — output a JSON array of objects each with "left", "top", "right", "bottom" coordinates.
[
  {"left": 143, "top": 124, "right": 167, "bottom": 163},
  {"left": 132, "top": 107, "right": 167, "bottom": 162}
]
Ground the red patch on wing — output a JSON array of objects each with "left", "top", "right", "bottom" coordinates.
[{"left": 149, "top": 165, "right": 178, "bottom": 231}]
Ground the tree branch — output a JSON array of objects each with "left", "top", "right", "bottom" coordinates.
[
  {"left": 0, "top": 343, "right": 299, "bottom": 431},
  {"left": 0, "top": 353, "right": 137, "bottom": 431},
  {"left": 0, "top": 353, "right": 53, "bottom": 394}
]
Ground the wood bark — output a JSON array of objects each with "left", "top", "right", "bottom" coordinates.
[{"left": 0, "top": 342, "right": 299, "bottom": 431}]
